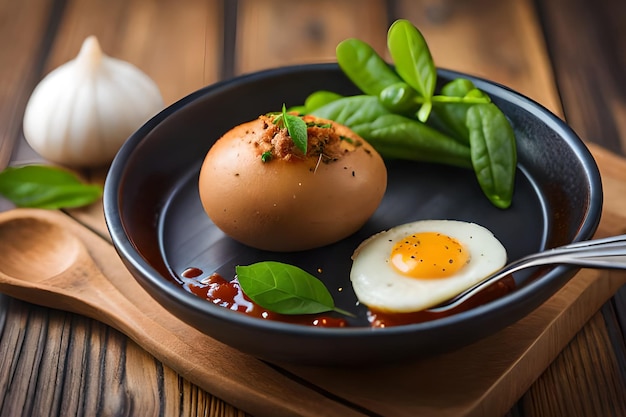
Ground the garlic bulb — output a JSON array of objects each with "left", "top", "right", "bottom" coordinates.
[{"left": 23, "top": 36, "right": 164, "bottom": 167}]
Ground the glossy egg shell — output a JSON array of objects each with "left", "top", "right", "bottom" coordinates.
[{"left": 198, "top": 117, "right": 387, "bottom": 252}]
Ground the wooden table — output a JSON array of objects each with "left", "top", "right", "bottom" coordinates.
[{"left": 1, "top": 0, "right": 625, "bottom": 416}]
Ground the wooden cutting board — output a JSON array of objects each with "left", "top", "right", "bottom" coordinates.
[{"left": 4, "top": 143, "right": 625, "bottom": 417}]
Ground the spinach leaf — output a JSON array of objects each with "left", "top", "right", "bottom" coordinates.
[
  {"left": 236, "top": 262, "right": 352, "bottom": 316},
  {"left": 311, "top": 95, "right": 392, "bottom": 127},
  {"left": 336, "top": 38, "right": 404, "bottom": 96},
  {"left": 303, "top": 90, "right": 343, "bottom": 113},
  {"left": 432, "top": 78, "right": 487, "bottom": 143},
  {"left": 387, "top": 19, "right": 436, "bottom": 122},
  {"left": 378, "top": 82, "right": 421, "bottom": 115},
  {"left": 299, "top": 19, "right": 518, "bottom": 209},
  {"left": 0, "top": 165, "right": 103, "bottom": 209},
  {"left": 466, "top": 104, "right": 517, "bottom": 209},
  {"left": 313, "top": 96, "right": 472, "bottom": 168},
  {"left": 354, "top": 114, "right": 472, "bottom": 168}
]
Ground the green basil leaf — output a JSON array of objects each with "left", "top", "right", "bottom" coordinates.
[
  {"left": 0, "top": 165, "right": 103, "bottom": 209},
  {"left": 236, "top": 261, "right": 351, "bottom": 316},
  {"left": 387, "top": 19, "right": 436, "bottom": 104},
  {"left": 282, "top": 104, "right": 308, "bottom": 155},
  {"left": 466, "top": 104, "right": 517, "bottom": 209},
  {"left": 336, "top": 38, "right": 404, "bottom": 96}
]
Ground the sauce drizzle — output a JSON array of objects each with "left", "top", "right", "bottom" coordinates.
[
  {"left": 179, "top": 268, "right": 515, "bottom": 328},
  {"left": 182, "top": 271, "right": 348, "bottom": 328}
]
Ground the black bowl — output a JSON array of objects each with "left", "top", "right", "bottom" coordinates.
[{"left": 103, "top": 63, "right": 602, "bottom": 366}]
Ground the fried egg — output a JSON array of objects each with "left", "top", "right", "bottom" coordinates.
[{"left": 350, "top": 220, "right": 507, "bottom": 313}]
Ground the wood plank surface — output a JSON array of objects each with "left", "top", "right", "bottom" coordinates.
[
  {"left": 534, "top": 0, "right": 626, "bottom": 154},
  {"left": 513, "top": 146, "right": 626, "bottom": 417},
  {"left": 1, "top": 145, "right": 624, "bottom": 417},
  {"left": 515, "top": 0, "right": 626, "bottom": 414},
  {"left": 235, "top": 0, "right": 390, "bottom": 73},
  {"left": 42, "top": 0, "right": 222, "bottom": 105},
  {"left": 0, "top": 297, "right": 248, "bottom": 417},
  {"left": 0, "top": 0, "right": 55, "bottom": 169},
  {"left": 0, "top": 147, "right": 624, "bottom": 417},
  {"left": 0, "top": 0, "right": 625, "bottom": 416},
  {"left": 394, "top": 0, "right": 562, "bottom": 116}
]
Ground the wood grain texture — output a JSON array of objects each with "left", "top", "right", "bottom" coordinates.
[
  {"left": 235, "top": 0, "right": 390, "bottom": 74},
  {"left": 534, "top": 0, "right": 626, "bottom": 154},
  {"left": 0, "top": 209, "right": 366, "bottom": 417},
  {"left": 511, "top": 147, "right": 626, "bottom": 417},
  {"left": 0, "top": 297, "right": 248, "bottom": 417},
  {"left": 1, "top": 0, "right": 626, "bottom": 416},
  {"left": 0, "top": 0, "right": 55, "bottom": 168},
  {"left": 0, "top": 156, "right": 624, "bottom": 417},
  {"left": 393, "top": 0, "right": 562, "bottom": 115},
  {"left": 234, "top": 0, "right": 562, "bottom": 115},
  {"left": 515, "top": 0, "right": 626, "bottom": 414},
  {"left": 522, "top": 311, "right": 626, "bottom": 417},
  {"left": 44, "top": 0, "right": 222, "bottom": 105},
  {"left": 1, "top": 145, "right": 625, "bottom": 417}
]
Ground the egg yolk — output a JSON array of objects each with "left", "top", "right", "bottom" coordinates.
[{"left": 390, "top": 232, "right": 469, "bottom": 279}]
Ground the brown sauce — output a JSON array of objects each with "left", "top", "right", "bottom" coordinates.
[
  {"left": 181, "top": 267, "right": 203, "bottom": 278},
  {"left": 179, "top": 268, "right": 516, "bottom": 328},
  {"left": 183, "top": 271, "right": 348, "bottom": 328},
  {"left": 367, "top": 275, "right": 516, "bottom": 327}
]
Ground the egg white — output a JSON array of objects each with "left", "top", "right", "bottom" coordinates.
[{"left": 350, "top": 220, "right": 507, "bottom": 312}]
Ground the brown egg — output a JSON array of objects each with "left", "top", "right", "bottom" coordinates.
[{"left": 198, "top": 114, "right": 387, "bottom": 251}]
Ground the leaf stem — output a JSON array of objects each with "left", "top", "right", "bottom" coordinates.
[
  {"left": 431, "top": 95, "right": 492, "bottom": 104},
  {"left": 333, "top": 307, "right": 357, "bottom": 318},
  {"left": 410, "top": 95, "right": 492, "bottom": 105}
]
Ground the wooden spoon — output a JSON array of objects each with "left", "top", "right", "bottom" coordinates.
[{"left": 0, "top": 208, "right": 364, "bottom": 417}]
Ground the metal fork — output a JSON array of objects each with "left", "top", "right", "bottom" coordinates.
[{"left": 427, "top": 234, "right": 626, "bottom": 312}]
